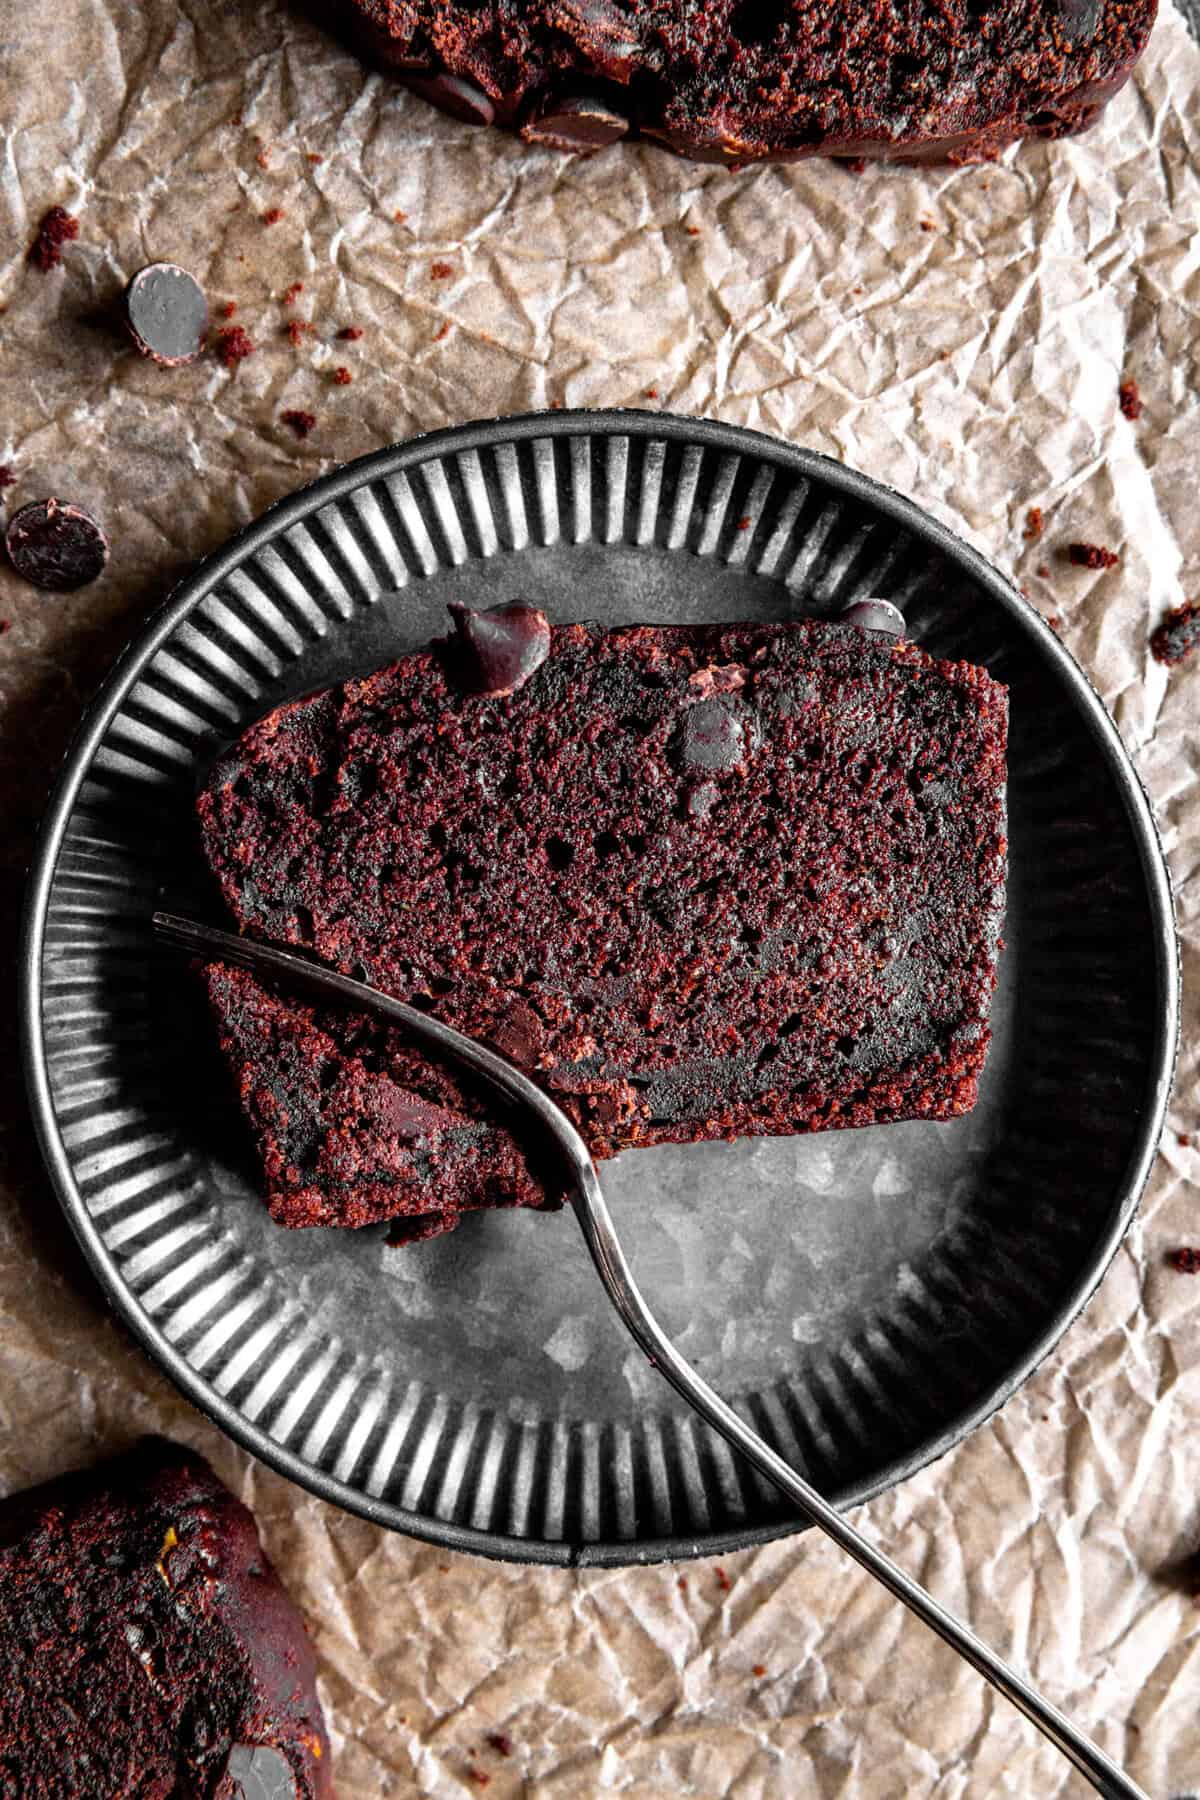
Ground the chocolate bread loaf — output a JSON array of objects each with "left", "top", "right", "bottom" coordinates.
[
  {"left": 0, "top": 1440, "right": 332, "bottom": 1798},
  {"left": 339, "top": 0, "right": 1158, "bottom": 165},
  {"left": 196, "top": 611, "right": 1006, "bottom": 1235}
]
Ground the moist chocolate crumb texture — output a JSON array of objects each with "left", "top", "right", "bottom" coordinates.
[
  {"left": 339, "top": 0, "right": 1157, "bottom": 165},
  {"left": 197, "top": 613, "right": 1007, "bottom": 1237},
  {"left": 0, "top": 1440, "right": 332, "bottom": 1799}
]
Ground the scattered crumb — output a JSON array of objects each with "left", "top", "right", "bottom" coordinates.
[
  {"left": 0, "top": 465, "right": 15, "bottom": 490},
  {"left": 919, "top": 216, "right": 936, "bottom": 232},
  {"left": 549, "top": 400, "right": 563, "bottom": 409},
  {"left": 308, "top": 151, "right": 325, "bottom": 165},
  {"left": 645, "top": 387, "right": 659, "bottom": 399},
  {"left": 1046, "top": 615, "right": 1063, "bottom": 633},
  {"left": 28, "top": 205, "right": 79, "bottom": 272},
  {"left": 939, "top": 349, "right": 950, "bottom": 360},
  {"left": 256, "top": 141, "right": 272, "bottom": 169},
  {"left": 685, "top": 224, "right": 702, "bottom": 235},
  {"left": 338, "top": 325, "right": 364, "bottom": 341},
  {"left": 842, "top": 157, "right": 867, "bottom": 174},
  {"left": 1118, "top": 378, "right": 1143, "bottom": 422},
  {"left": 333, "top": 365, "right": 353, "bottom": 385},
  {"left": 752, "top": 1664, "right": 767, "bottom": 1679},
  {"left": 433, "top": 320, "right": 451, "bottom": 342},
  {"left": 431, "top": 260, "right": 454, "bottom": 279},
  {"left": 1180, "top": 1132, "right": 1192, "bottom": 1147},
  {"left": 677, "top": 1575, "right": 688, "bottom": 1594},
  {"left": 0, "top": 619, "right": 10, "bottom": 635},
  {"left": 281, "top": 409, "right": 317, "bottom": 440},
  {"left": 438, "top": 1565, "right": 450, "bottom": 1574},
  {"left": 486, "top": 1733, "right": 514, "bottom": 1758},
  {"left": 1168, "top": 1247, "right": 1200, "bottom": 1274},
  {"left": 715, "top": 1566, "right": 732, "bottom": 1593},
  {"left": 737, "top": 516, "right": 752, "bottom": 530},
  {"left": 220, "top": 300, "right": 238, "bottom": 319},
  {"left": 1067, "top": 542, "right": 1119, "bottom": 570},
  {"left": 215, "top": 325, "right": 256, "bottom": 369},
  {"left": 1150, "top": 600, "right": 1200, "bottom": 667},
  {"left": 468, "top": 1771, "right": 491, "bottom": 1789},
  {"left": 394, "top": 208, "right": 408, "bottom": 223},
  {"left": 1036, "top": 563, "right": 1050, "bottom": 578},
  {"left": 1023, "top": 506, "right": 1044, "bottom": 541},
  {"left": 262, "top": 206, "right": 286, "bottom": 226},
  {"left": 282, "top": 281, "right": 305, "bottom": 306},
  {"left": 285, "top": 319, "right": 314, "bottom": 347}
]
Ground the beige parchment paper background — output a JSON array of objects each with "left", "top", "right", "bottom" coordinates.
[{"left": 2, "top": 3, "right": 1199, "bottom": 1794}]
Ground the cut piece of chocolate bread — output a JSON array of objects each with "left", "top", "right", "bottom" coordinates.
[
  {"left": 0, "top": 1439, "right": 332, "bottom": 1799},
  {"left": 204, "top": 961, "right": 556, "bottom": 1239},
  {"left": 197, "top": 614, "right": 1007, "bottom": 1209},
  {"left": 340, "top": 0, "right": 1157, "bottom": 165}
]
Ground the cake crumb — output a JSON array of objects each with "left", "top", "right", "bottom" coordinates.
[
  {"left": 220, "top": 300, "right": 238, "bottom": 319},
  {"left": 262, "top": 206, "right": 286, "bottom": 226},
  {"left": 1168, "top": 1248, "right": 1200, "bottom": 1274},
  {"left": 677, "top": 1575, "right": 688, "bottom": 1594},
  {"left": 333, "top": 366, "right": 353, "bottom": 385},
  {"left": 1068, "top": 542, "right": 1119, "bottom": 570},
  {"left": 338, "top": 325, "right": 364, "bottom": 341},
  {"left": 1180, "top": 1132, "right": 1192, "bottom": 1147},
  {"left": 28, "top": 205, "right": 79, "bottom": 272},
  {"left": 1036, "top": 563, "right": 1050, "bottom": 578},
  {"left": 0, "top": 465, "right": 15, "bottom": 490},
  {"left": 282, "top": 281, "right": 305, "bottom": 306},
  {"left": 752, "top": 1664, "right": 767, "bottom": 1679},
  {"left": 1118, "top": 378, "right": 1143, "bottom": 421},
  {"left": 281, "top": 409, "right": 317, "bottom": 440},
  {"left": 486, "top": 1733, "right": 514, "bottom": 1758},
  {"left": 1046, "top": 615, "right": 1063, "bottom": 633},
  {"left": 394, "top": 208, "right": 408, "bottom": 222},
  {"left": 645, "top": 387, "right": 659, "bottom": 399},
  {"left": 685, "top": 224, "right": 702, "bottom": 235},
  {"left": 215, "top": 325, "right": 255, "bottom": 368},
  {"left": 431, "top": 260, "right": 454, "bottom": 279},
  {"left": 1023, "top": 506, "right": 1044, "bottom": 541},
  {"left": 468, "top": 1773, "right": 491, "bottom": 1790},
  {"left": 285, "top": 319, "right": 314, "bottom": 347},
  {"left": 256, "top": 141, "right": 272, "bottom": 169},
  {"left": 433, "top": 321, "right": 451, "bottom": 342},
  {"left": 919, "top": 216, "right": 936, "bottom": 232},
  {"left": 737, "top": 516, "right": 752, "bottom": 530},
  {"left": 842, "top": 157, "right": 867, "bottom": 174},
  {"left": 308, "top": 151, "right": 324, "bottom": 164},
  {"left": 715, "top": 1566, "right": 731, "bottom": 1593},
  {"left": 1150, "top": 600, "right": 1200, "bottom": 667},
  {"left": 0, "top": 619, "right": 10, "bottom": 635}
]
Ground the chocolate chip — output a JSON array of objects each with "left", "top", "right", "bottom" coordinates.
[
  {"left": 216, "top": 1745, "right": 298, "bottom": 1800},
  {"left": 122, "top": 263, "right": 208, "bottom": 366},
  {"left": 523, "top": 95, "right": 630, "bottom": 152},
  {"left": 406, "top": 71, "right": 495, "bottom": 127},
  {"left": 679, "top": 698, "right": 750, "bottom": 772},
  {"left": 5, "top": 498, "right": 109, "bottom": 591},
  {"left": 839, "top": 598, "right": 906, "bottom": 639},
  {"left": 447, "top": 602, "right": 551, "bottom": 695}
]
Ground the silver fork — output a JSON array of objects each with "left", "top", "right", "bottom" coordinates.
[{"left": 154, "top": 911, "right": 1147, "bottom": 1800}]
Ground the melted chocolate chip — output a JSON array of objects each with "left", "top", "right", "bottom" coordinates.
[
  {"left": 217, "top": 1745, "right": 298, "bottom": 1800},
  {"left": 448, "top": 602, "right": 551, "bottom": 695},
  {"left": 122, "top": 263, "right": 208, "bottom": 366},
  {"left": 839, "top": 598, "right": 906, "bottom": 638},
  {"left": 679, "top": 697, "right": 750, "bottom": 771},
  {"left": 407, "top": 71, "right": 495, "bottom": 126},
  {"left": 5, "top": 498, "right": 109, "bottom": 591},
  {"left": 523, "top": 95, "right": 630, "bottom": 152}
]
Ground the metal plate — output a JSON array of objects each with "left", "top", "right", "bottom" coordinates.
[{"left": 20, "top": 411, "right": 1178, "bottom": 1566}]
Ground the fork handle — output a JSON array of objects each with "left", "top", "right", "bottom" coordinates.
[{"left": 570, "top": 1172, "right": 1147, "bottom": 1800}]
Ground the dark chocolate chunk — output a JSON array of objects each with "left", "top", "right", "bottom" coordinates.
[
  {"left": 217, "top": 1743, "right": 299, "bottom": 1800},
  {"left": 523, "top": 95, "right": 630, "bottom": 151},
  {"left": 406, "top": 71, "right": 495, "bottom": 126},
  {"left": 447, "top": 601, "right": 551, "bottom": 695},
  {"left": 5, "top": 498, "right": 109, "bottom": 591},
  {"left": 840, "top": 598, "right": 906, "bottom": 638},
  {"left": 678, "top": 697, "right": 751, "bottom": 771},
  {"left": 122, "top": 263, "right": 209, "bottom": 366},
  {"left": 1150, "top": 600, "right": 1200, "bottom": 667}
]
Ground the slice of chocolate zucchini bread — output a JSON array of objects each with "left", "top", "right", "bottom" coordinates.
[
  {"left": 339, "top": 0, "right": 1157, "bottom": 166},
  {"left": 196, "top": 610, "right": 1007, "bottom": 1232}
]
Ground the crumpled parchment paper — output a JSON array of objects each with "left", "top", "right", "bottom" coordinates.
[{"left": 2, "top": 3, "right": 1200, "bottom": 1795}]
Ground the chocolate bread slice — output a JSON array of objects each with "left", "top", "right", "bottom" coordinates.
[
  {"left": 341, "top": 0, "right": 1157, "bottom": 165},
  {"left": 204, "top": 961, "right": 555, "bottom": 1240},
  {"left": 0, "top": 1440, "right": 332, "bottom": 1799},
  {"left": 197, "top": 613, "right": 1007, "bottom": 1218}
]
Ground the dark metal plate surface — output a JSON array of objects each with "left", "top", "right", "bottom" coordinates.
[{"left": 21, "top": 412, "right": 1178, "bottom": 1565}]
